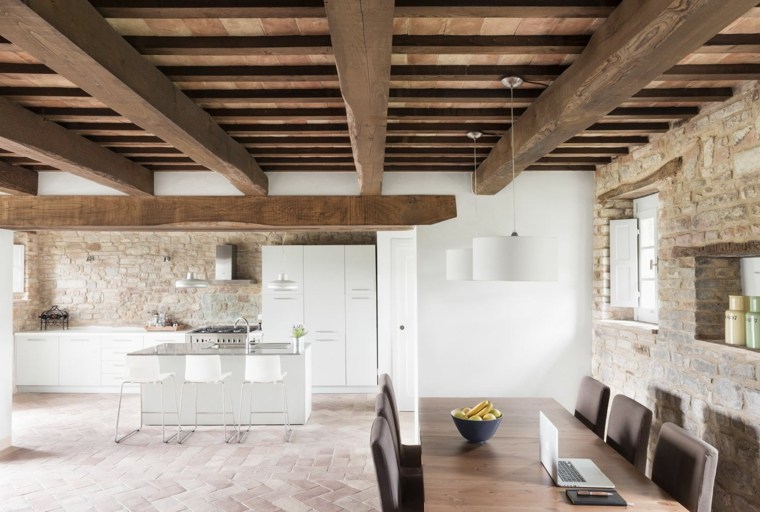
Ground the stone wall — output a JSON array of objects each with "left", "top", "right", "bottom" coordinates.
[
  {"left": 13, "top": 231, "right": 374, "bottom": 332},
  {"left": 594, "top": 81, "right": 760, "bottom": 512}
]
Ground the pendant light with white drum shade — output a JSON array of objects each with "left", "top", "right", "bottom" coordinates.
[
  {"left": 445, "top": 131, "right": 482, "bottom": 281},
  {"left": 472, "top": 77, "right": 557, "bottom": 282},
  {"left": 268, "top": 233, "right": 299, "bottom": 291}
]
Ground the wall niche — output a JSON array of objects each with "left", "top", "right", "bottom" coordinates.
[{"left": 674, "top": 242, "right": 760, "bottom": 347}]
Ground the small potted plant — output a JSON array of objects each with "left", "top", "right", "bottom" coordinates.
[{"left": 291, "top": 324, "right": 308, "bottom": 349}]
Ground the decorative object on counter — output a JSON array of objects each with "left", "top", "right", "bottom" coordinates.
[
  {"left": 745, "top": 296, "right": 760, "bottom": 349},
  {"left": 725, "top": 294, "right": 748, "bottom": 346},
  {"left": 145, "top": 324, "right": 183, "bottom": 332},
  {"left": 268, "top": 233, "right": 299, "bottom": 291},
  {"left": 175, "top": 272, "right": 209, "bottom": 288},
  {"left": 471, "top": 76, "right": 557, "bottom": 282},
  {"left": 291, "top": 324, "right": 308, "bottom": 350},
  {"left": 39, "top": 305, "right": 69, "bottom": 330}
]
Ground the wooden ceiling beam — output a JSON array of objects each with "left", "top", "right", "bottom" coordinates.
[
  {"left": 394, "top": 0, "right": 618, "bottom": 17},
  {"left": 90, "top": 0, "right": 620, "bottom": 19},
  {"left": 475, "top": 0, "right": 756, "bottom": 194},
  {"left": 0, "top": 0, "right": 268, "bottom": 195},
  {"left": 124, "top": 35, "right": 333, "bottom": 56},
  {"left": 662, "top": 64, "right": 760, "bottom": 81},
  {"left": 91, "top": 0, "right": 326, "bottom": 19},
  {"left": 0, "top": 160, "right": 38, "bottom": 195},
  {"left": 0, "top": 97, "right": 153, "bottom": 195},
  {"left": 325, "top": 0, "right": 394, "bottom": 195},
  {"left": 159, "top": 65, "right": 338, "bottom": 82},
  {"left": 0, "top": 195, "right": 457, "bottom": 231},
  {"left": 551, "top": 147, "right": 629, "bottom": 156},
  {"left": 700, "top": 33, "right": 760, "bottom": 53},
  {"left": 386, "top": 106, "right": 697, "bottom": 120},
  {"left": 122, "top": 34, "right": 593, "bottom": 56}
]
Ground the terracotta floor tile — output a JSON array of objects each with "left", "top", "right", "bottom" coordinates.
[{"left": 1, "top": 393, "right": 419, "bottom": 512}]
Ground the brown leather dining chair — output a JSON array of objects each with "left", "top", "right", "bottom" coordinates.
[
  {"left": 651, "top": 423, "right": 719, "bottom": 512},
  {"left": 370, "top": 416, "right": 424, "bottom": 512},
  {"left": 574, "top": 375, "right": 610, "bottom": 439},
  {"left": 605, "top": 394, "right": 653, "bottom": 473},
  {"left": 378, "top": 374, "right": 422, "bottom": 467}
]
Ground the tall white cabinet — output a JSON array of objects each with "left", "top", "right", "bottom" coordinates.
[{"left": 262, "top": 244, "right": 377, "bottom": 389}]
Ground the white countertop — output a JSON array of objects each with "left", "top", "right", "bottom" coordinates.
[{"left": 17, "top": 326, "right": 191, "bottom": 335}]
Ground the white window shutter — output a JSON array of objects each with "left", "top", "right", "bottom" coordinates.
[{"left": 610, "top": 219, "right": 638, "bottom": 307}]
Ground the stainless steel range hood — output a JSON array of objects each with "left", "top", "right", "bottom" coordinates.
[{"left": 213, "top": 244, "right": 255, "bottom": 284}]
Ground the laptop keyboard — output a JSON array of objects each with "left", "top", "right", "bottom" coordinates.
[{"left": 558, "top": 460, "right": 586, "bottom": 483}]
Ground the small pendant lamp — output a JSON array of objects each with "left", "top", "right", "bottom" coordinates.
[
  {"left": 472, "top": 77, "right": 557, "bottom": 282},
  {"left": 268, "top": 233, "right": 299, "bottom": 291},
  {"left": 445, "top": 131, "right": 482, "bottom": 281},
  {"left": 175, "top": 272, "right": 209, "bottom": 288}
]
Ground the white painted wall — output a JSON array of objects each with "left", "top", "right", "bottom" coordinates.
[
  {"left": 385, "top": 172, "right": 595, "bottom": 411},
  {"left": 0, "top": 230, "right": 13, "bottom": 450}
]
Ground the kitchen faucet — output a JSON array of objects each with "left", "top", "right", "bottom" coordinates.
[{"left": 234, "top": 317, "right": 252, "bottom": 343}]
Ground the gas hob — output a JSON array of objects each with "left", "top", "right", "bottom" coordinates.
[{"left": 186, "top": 325, "right": 262, "bottom": 345}]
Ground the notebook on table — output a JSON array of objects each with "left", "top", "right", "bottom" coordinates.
[
  {"left": 539, "top": 411, "right": 615, "bottom": 489},
  {"left": 566, "top": 489, "right": 627, "bottom": 506}
]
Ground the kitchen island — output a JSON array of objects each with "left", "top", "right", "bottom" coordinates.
[{"left": 129, "top": 342, "right": 312, "bottom": 425}]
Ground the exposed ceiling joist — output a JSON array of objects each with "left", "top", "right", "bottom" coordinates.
[
  {"left": 0, "top": 160, "right": 38, "bottom": 195},
  {"left": 475, "top": 0, "right": 757, "bottom": 194},
  {"left": 0, "top": 0, "right": 268, "bottom": 195},
  {"left": 116, "top": 33, "right": 760, "bottom": 57},
  {"left": 0, "top": 195, "right": 457, "bottom": 231},
  {"left": 325, "top": 0, "right": 394, "bottom": 195},
  {"left": 0, "top": 97, "right": 153, "bottom": 195}
]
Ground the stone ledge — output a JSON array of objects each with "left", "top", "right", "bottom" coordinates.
[
  {"left": 597, "top": 319, "right": 659, "bottom": 334},
  {"left": 672, "top": 241, "right": 760, "bottom": 258},
  {"left": 694, "top": 337, "right": 760, "bottom": 358}
]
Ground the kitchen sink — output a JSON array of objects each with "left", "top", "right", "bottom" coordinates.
[{"left": 254, "top": 343, "right": 293, "bottom": 349}]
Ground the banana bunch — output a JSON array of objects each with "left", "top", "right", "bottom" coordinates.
[{"left": 452, "top": 400, "right": 503, "bottom": 421}]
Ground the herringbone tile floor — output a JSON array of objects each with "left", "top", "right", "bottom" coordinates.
[{"left": 0, "top": 393, "right": 410, "bottom": 512}]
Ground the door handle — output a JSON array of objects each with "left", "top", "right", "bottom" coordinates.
[{"left": 399, "top": 325, "right": 405, "bottom": 330}]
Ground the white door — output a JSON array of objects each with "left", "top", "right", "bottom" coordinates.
[{"left": 391, "top": 239, "right": 417, "bottom": 412}]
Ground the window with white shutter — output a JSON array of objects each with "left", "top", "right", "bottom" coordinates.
[{"left": 609, "top": 194, "right": 659, "bottom": 323}]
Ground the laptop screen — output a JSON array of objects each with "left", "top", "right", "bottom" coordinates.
[{"left": 539, "top": 411, "right": 559, "bottom": 481}]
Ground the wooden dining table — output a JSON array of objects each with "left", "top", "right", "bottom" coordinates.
[{"left": 419, "top": 397, "right": 686, "bottom": 511}]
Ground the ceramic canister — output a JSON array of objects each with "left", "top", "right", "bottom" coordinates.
[
  {"left": 726, "top": 295, "right": 748, "bottom": 346},
  {"left": 746, "top": 296, "right": 760, "bottom": 349}
]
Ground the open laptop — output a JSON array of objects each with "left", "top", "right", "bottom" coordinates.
[{"left": 539, "top": 411, "right": 615, "bottom": 489}]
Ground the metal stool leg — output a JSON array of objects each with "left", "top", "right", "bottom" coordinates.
[
  {"left": 282, "top": 381, "right": 292, "bottom": 442},
  {"left": 115, "top": 381, "right": 144, "bottom": 443},
  {"left": 163, "top": 376, "right": 179, "bottom": 443}
]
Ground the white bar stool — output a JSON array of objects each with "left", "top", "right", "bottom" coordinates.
[
  {"left": 238, "top": 355, "right": 292, "bottom": 443},
  {"left": 115, "top": 355, "right": 177, "bottom": 443},
  {"left": 177, "top": 355, "right": 236, "bottom": 444}
]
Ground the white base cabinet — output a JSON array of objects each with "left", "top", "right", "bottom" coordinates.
[
  {"left": 15, "top": 330, "right": 187, "bottom": 391},
  {"left": 15, "top": 334, "right": 59, "bottom": 386},
  {"left": 59, "top": 336, "right": 101, "bottom": 386}
]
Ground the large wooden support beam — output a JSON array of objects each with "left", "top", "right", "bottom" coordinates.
[
  {"left": 0, "top": 98, "right": 152, "bottom": 195},
  {"left": 0, "top": 195, "right": 457, "bottom": 231},
  {"left": 0, "top": 160, "right": 37, "bottom": 195},
  {"left": 475, "top": 0, "right": 756, "bottom": 194},
  {"left": 325, "top": 0, "right": 394, "bottom": 195},
  {"left": 0, "top": 0, "right": 268, "bottom": 195}
]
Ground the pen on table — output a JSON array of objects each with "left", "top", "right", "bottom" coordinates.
[{"left": 577, "top": 490, "right": 613, "bottom": 496}]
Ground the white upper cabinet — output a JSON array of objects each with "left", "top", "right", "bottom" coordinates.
[
  {"left": 262, "top": 245, "right": 304, "bottom": 294},
  {"left": 345, "top": 245, "right": 377, "bottom": 294},
  {"left": 304, "top": 246, "right": 345, "bottom": 296}
]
